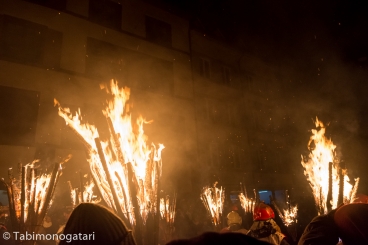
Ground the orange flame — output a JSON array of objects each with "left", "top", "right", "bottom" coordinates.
[
  {"left": 283, "top": 205, "right": 298, "bottom": 226},
  {"left": 201, "top": 182, "right": 225, "bottom": 226},
  {"left": 301, "top": 118, "right": 358, "bottom": 214},
  {"left": 68, "top": 180, "right": 100, "bottom": 207},
  {"left": 238, "top": 193, "right": 255, "bottom": 214},
  {"left": 160, "top": 193, "right": 177, "bottom": 225},
  {"left": 55, "top": 80, "right": 164, "bottom": 224}
]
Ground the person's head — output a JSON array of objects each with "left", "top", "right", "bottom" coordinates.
[
  {"left": 334, "top": 203, "right": 368, "bottom": 245},
  {"left": 253, "top": 202, "right": 275, "bottom": 221},
  {"left": 43, "top": 215, "right": 53, "bottom": 228},
  {"left": 59, "top": 203, "right": 136, "bottom": 245},
  {"left": 226, "top": 211, "right": 242, "bottom": 226}
]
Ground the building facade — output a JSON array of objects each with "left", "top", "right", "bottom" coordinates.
[{"left": 0, "top": 0, "right": 295, "bottom": 207}]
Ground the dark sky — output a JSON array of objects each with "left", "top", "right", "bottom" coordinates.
[
  {"left": 144, "top": 0, "right": 368, "bottom": 190},
  {"left": 147, "top": 0, "right": 368, "bottom": 67}
]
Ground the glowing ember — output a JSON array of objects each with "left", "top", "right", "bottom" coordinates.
[
  {"left": 238, "top": 193, "right": 255, "bottom": 213},
  {"left": 301, "top": 117, "right": 358, "bottom": 214},
  {"left": 201, "top": 182, "right": 225, "bottom": 227},
  {"left": 55, "top": 79, "right": 164, "bottom": 224}
]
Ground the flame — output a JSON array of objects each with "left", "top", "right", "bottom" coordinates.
[
  {"left": 55, "top": 80, "right": 164, "bottom": 224},
  {"left": 160, "top": 193, "right": 177, "bottom": 225},
  {"left": 283, "top": 205, "right": 298, "bottom": 226},
  {"left": 201, "top": 182, "right": 225, "bottom": 227},
  {"left": 301, "top": 118, "right": 358, "bottom": 214},
  {"left": 68, "top": 179, "right": 99, "bottom": 207},
  {"left": 238, "top": 193, "right": 255, "bottom": 213},
  {"left": 9, "top": 160, "right": 63, "bottom": 224}
]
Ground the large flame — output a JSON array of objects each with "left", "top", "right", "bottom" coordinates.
[
  {"left": 301, "top": 118, "right": 358, "bottom": 214},
  {"left": 55, "top": 80, "right": 164, "bottom": 224}
]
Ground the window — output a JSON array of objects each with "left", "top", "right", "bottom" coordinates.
[
  {"left": 0, "top": 15, "right": 62, "bottom": 68},
  {"left": 86, "top": 38, "right": 174, "bottom": 94},
  {"left": 85, "top": 38, "right": 125, "bottom": 80},
  {"left": 222, "top": 66, "right": 231, "bottom": 85},
  {"left": 89, "top": 0, "right": 122, "bottom": 30},
  {"left": 145, "top": 16, "right": 172, "bottom": 47},
  {"left": 258, "top": 190, "right": 272, "bottom": 204},
  {"left": 200, "top": 58, "right": 210, "bottom": 79},
  {"left": 0, "top": 86, "right": 39, "bottom": 146}
]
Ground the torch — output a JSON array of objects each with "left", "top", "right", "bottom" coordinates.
[
  {"left": 55, "top": 80, "right": 165, "bottom": 245},
  {"left": 1, "top": 156, "right": 69, "bottom": 245},
  {"left": 301, "top": 117, "right": 359, "bottom": 215},
  {"left": 201, "top": 182, "right": 225, "bottom": 230},
  {"left": 159, "top": 192, "right": 177, "bottom": 243},
  {"left": 238, "top": 183, "right": 255, "bottom": 214}
]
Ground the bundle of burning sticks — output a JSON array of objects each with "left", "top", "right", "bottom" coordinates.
[
  {"left": 55, "top": 80, "right": 164, "bottom": 244},
  {"left": 201, "top": 182, "right": 225, "bottom": 229},
  {"left": 159, "top": 192, "right": 177, "bottom": 243},
  {"left": 160, "top": 193, "right": 177, "bottom": 226},
  {"left": 270, "top": 190, "right": 298, "bottom": 227},
  {"left": 67, "top": 173, "right": 100, "bottom": 208},
  {"left": 0, "top": 156, "right": 70, "bottom": 244},
  {"left": 301, "top": 117, "right": 359, "bottom": 215},
  {"left": 238, "top": 183, "right": 255, "bottom": 214}
]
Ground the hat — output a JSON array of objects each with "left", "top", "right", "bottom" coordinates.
[
  {"left": 59, "top": 203, "right": 136, "bottom": 245},
  {"left": 334, "top": 203, "right": 368, "bottom": 245}
]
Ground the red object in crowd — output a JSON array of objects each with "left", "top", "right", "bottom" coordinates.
[{"left": 253, "top": 202, "right": 275, "bottom": 221}]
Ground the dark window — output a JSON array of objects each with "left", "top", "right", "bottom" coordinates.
[
  {"left": 86, "top": 38, "right": 174, "bottom": 94},
  {"left": 0, "top": 86, "right": 39, "bottom": 146},
  {"left": 85, "top": 38, "right": 126, "bottom": 80},
  {"left": 24, "top": 0, "right": 67, "bottom": 11},
  {"left": 89, "top": 0, "right": 122, "bottom": 30},
  {"left": 0, "top": 15, "right": 62, "bottom": 68},
  {"left": 200, "top": 58, "right": 210, "bottom": 78},
  {"left": 145, "top": 16, "right": 172, "bottom": 47}
]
